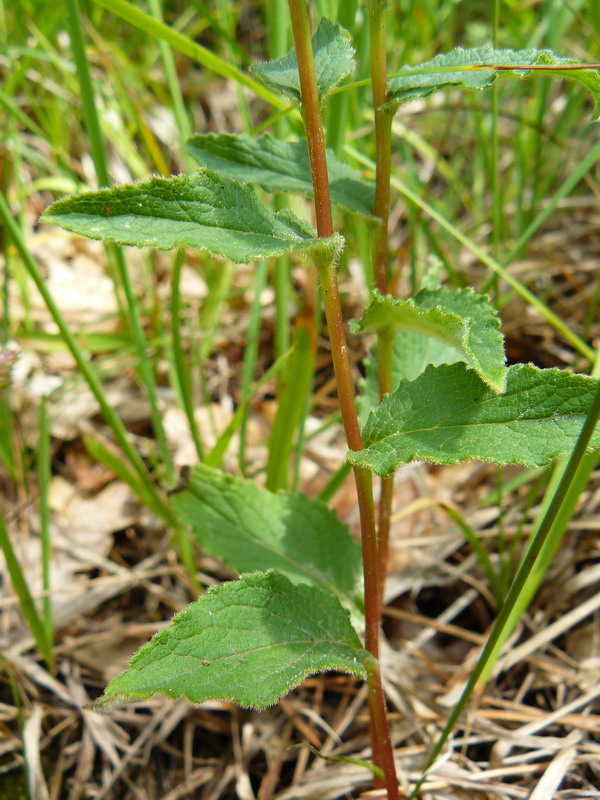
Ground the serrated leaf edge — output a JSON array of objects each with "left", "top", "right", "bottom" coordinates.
[
  {"left": 92, "top": 571, "right": 368, "bottom": 712},
  {"left": 349, "top": 363, "right": 600, "bottom": 477},
  {"left": 353, "top": 288, "right": 506, "bottom": 392}
]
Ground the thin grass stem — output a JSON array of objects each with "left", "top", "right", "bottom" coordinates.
[
  {"left": 239, "top": 260, "right": 268, "bottom": 471},
  {"left": 0, "top": 192, "right": 172, "bottom": 523},
  {"left": 37, "top": 396, "right": 54, "bottom": 654},
  {"left": 146, "top": 0, "right": 192, "bottom": 148},
  {"left": 171, "top": 250, "right": 204, "bottom": 463},
  {"left": 0, "top": 513, "right": 53, "bottom": 670}
]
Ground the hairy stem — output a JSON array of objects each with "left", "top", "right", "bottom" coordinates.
[{"left": 288, "top": 2, "right": 399, "bottom": 796}]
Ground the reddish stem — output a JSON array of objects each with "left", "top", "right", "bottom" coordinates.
[
  {"left": 369, "top": 2, "right": 396, "bottom": 618},
  {"left": 287, "top": 3, "right": 400, "bottom": 798}
]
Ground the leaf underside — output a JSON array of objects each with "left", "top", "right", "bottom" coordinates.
[
  {"left": 251, "top": 17, "right": 355, "bottom": 102},
  {"left": 352, "top": 288, "right": 506, "bottom": 392},
  {"left": 349, "top": 362, "right": 600, "bottom": 478},
  {"left": 96, "top": 571, "right": 367, "bottom": 711},
  {"left": 359, "top": 332, "right": 464, "bottom": 426},
  {"left": 387, "top": 45, "right": 600, "bottom": 117},
  {"left": 171, "top": 465, "right": 363, "bottom": 617},
  {"left": 42, "top": 169, "right": 340, "bottom": 263},
  {"left": 187, "top": 133, "right": 376, "bottom": 219}
]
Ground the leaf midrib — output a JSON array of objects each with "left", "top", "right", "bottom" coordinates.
[
  {"left": 51, "top": 210, "right": 313, "bottom": 246},
  {"left": 367, "top": 405, "right": 589, "bottom": 445}
]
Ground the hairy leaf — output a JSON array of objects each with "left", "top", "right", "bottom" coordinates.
[
  {"left": 96, "top": 571, "right": 367, "bottom": 710},
  {"left": 358, "top": 333, "right": 463, "bottom": 426},
  {"left": 42, "top": 170, "right": 342, "bottom": 263},
  {"left": 187, "top": 133, "right": 376, "bottom": 219},
  {"left": 171, "top": 465, "right": 363, "bottom": 616},
  {"left": 387, "top": 46, "right": 600, "bottom": 117},
  {"left": 251, "top": 18, "right": 355, "bottom": 102},
  {"left": 348, "top": 362, "right": 600, "bottom": 477},
  {"left": 352, "top": 288, "right": 506, "bottom": 392}
]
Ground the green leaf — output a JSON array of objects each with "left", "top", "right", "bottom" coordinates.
[
  {"left": 352, "top": 288, "right": 506, "bottom": 392},
  {"left": 171, "top": 465, "right": 363, "bottom": 616},
  {"left": 95, "top": 571, "right": 368, "bottom": 710},
  {"left": 348, "top": 362, "right": 600, "bottom": 478},
  {"left": 386, "top": 46, "right": 600, "bottom": 118},
  {"left": 359, "top": 332, "right": 464, "bottom": 426},
  {"left": 42, "top": 169, "right": 342, "bottom": 263},
  {"left": 251, "top": 18, "right": 355, "bottom": 102},
  {"left": 187, "top": 133, "right": 376, "bottom": 219}
]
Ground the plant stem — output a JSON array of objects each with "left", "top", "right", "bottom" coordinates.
[
  {"left": 369, "top": 5, "right": 392, "bottom": 296},
  {"left": 287, "top": 2, "right": 399, "bottom": 797},
  {"left": 489, "top": 0, "right": 501, "bottom": 299},
  {"left": 287, "top": 1, "right": 333, "bottom": 239},
  {"left": 369, "top": 2, "right": 395, "bottom": 612}
]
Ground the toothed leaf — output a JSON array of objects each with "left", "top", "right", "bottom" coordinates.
[
  {"left": 349, "top": 363, "right": 600, "bottom": 478},
  {"left": 95, "top": 571, "right": 367, "bottom": 711},
  {"left": 387, "top": 46, "right": 600, "bottom": 118},
  {"left": 171, "top": 465, "right": 363, "bottom": 618},
  {"left": 251, "top": 18, "right": 355, "bottom": 102},
  {"left": 42, "top": 169, "right": 341, "bottom": 263},
  {"left": 352, "top": 288, "right": 506, "bottom": 392}
]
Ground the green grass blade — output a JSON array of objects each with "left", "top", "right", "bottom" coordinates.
[
  {"left": 0, "top": 87, "right": 46, "bottom": 139},
  {"left": 170, "top": 251, "right": 204, "bottom": 463},
  {"left": 90, "top": 0, "right": 288, "bottom": 110},
  {"left": 482, "top": 135, "right": 600, "bottom": 292},
  {"left": 265, "top": 322, "right": 316, "bottom": 492},
  {"left": 37, "top": 397, "right": 53, "bottom": 650},
  {"left": 204, "top": 347, "right": 293, "bottom": 470},
  {"left": 442, "top": 504, "right": 503, "bottom": 608},
  {"left": 146, "top": 0, "right": 192, "bottom": 148},
  {"left": 82, "top": 435, "right": 171, "bottom": 523},
  {"left": 63, "top": 0, "right": 110, "bottom": 186},
  {"left": 0, "top": 192, "right": 170, "bottom": 522},
  {"left": 325, "top": 0, "right": 359, "bottom": 155},
  {"left": 0, "top": 513, "right": 53, "bottom": 670},
  {"left": 239, "top": 261, "right": 268, "bottom": 471},
  {"left": 318, "top": 460, "right": 352, "bottom": 503},
  {"left": 0, "top": 399, "right": 16, "bottom": 481}
]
